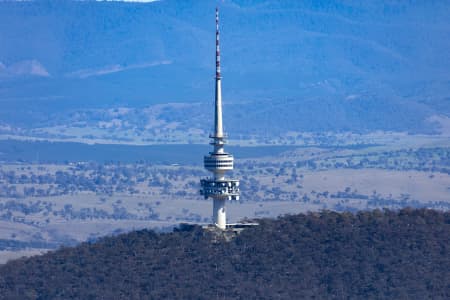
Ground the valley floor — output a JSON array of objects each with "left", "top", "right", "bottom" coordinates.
[{"left": 0, "top": 134, "right": 449, "bottom": 263}]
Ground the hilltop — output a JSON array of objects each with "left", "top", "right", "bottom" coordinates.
[{"left": 0, "top": 208, "right": 449, "bottom": 299}]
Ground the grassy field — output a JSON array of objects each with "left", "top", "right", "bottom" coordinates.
[{"left": 0, "top": 134, "right": 449, "bottom": 263}]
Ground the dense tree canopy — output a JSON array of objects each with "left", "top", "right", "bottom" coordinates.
[{"left": 0, "top": 208, "right": 449, "bottom": 299}]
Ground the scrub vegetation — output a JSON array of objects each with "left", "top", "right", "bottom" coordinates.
[{"left": 0, "top": 208, "right": 449, "bottom": 299}]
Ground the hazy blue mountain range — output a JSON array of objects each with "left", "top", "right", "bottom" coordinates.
[{"left": 1, "top": 0, "right": 449, "bottom": 135}]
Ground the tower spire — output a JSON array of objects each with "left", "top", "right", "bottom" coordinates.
[
  {"left": 214, "top": 7, "right": 224, "bottom": 139},
  {"left": 215, "top": 7, "right": 221, "bottom": 80}
]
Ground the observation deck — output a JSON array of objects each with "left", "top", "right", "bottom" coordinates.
[
  {"left": 204, "top": 153, "right": 234, "bottom": 171},
  {"left": 200, "top": 178, "right": 240, "bottom": 200}
]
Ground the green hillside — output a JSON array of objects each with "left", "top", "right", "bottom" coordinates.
[{"left": 0, "top": 208, "right": 449, "bottom": 299}]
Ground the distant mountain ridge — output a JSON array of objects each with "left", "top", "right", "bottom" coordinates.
[{"left": 0, "top": 0, "right": 449, "bottom": 135}]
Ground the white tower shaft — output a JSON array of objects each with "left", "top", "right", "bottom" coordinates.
[
  {"left": 215, "top": 80, "right": 223, "bottom": 139},
  {"left": 213, "top": 7, "right": 226, "bottom": 229}
]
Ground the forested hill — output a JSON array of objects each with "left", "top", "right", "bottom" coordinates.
[{"left": 0, "top": 209, "right": 449, "bottom": 299}]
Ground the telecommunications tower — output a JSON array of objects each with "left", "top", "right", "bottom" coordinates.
[{"left": 200, "top": 8, "right": 240, "bottom": 230}]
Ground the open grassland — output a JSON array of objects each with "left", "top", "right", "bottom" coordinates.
[{"left": 0, "top": 140, "right": 449, "bottom": 263}]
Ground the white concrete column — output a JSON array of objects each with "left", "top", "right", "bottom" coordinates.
[
  {"left": 213, "top": 198, "right": 226, "bottom": 230},
  {"left": 214, "top": 79, "right": 223, "bottom": 138}
]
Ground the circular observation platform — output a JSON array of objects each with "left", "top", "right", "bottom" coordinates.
[
  {"left": 204, "top": 153, "right": 234, "bottom": 172},
  {"left": 200, "top": 178, "right": 240, "bottom": 200}
]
